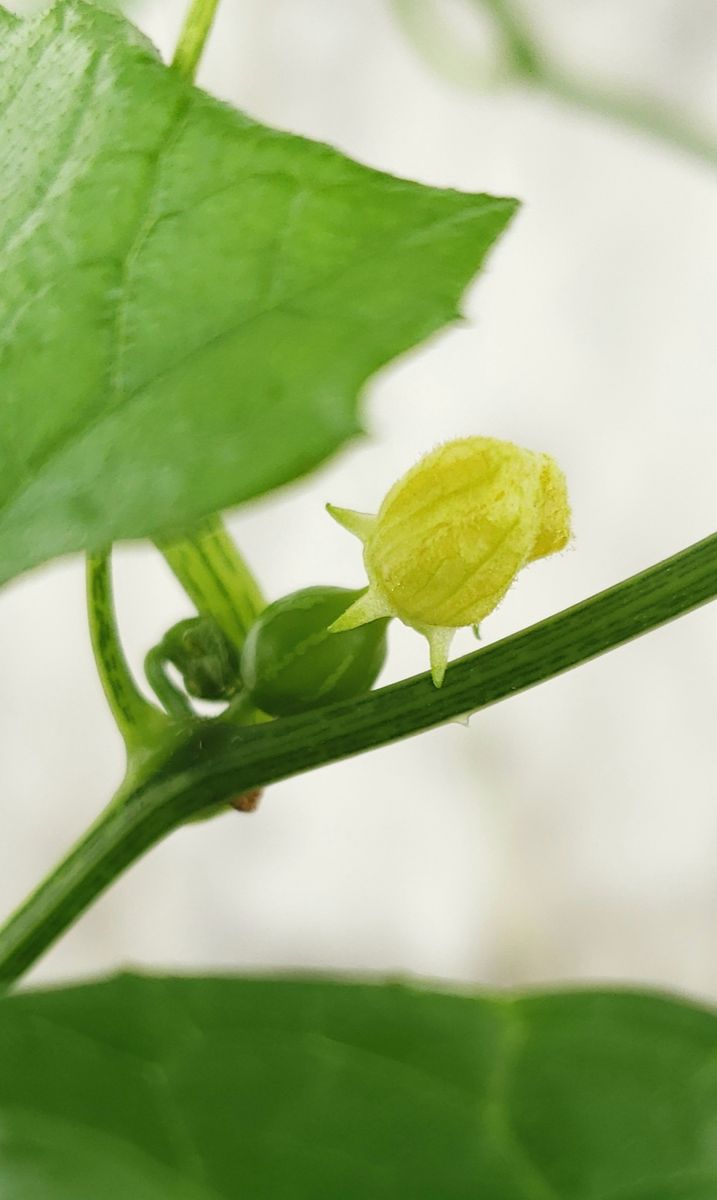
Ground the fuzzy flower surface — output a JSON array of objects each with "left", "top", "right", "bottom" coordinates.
[{"left": 327, "top": 436, "right": 571, "bottom": 686}]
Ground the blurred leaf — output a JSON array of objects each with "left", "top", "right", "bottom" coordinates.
[
  {"left": 1, "top": 974, "right": 717, "bottom": 1197},
  {"left": 0, "top": 1, "right": 516, "bottom": 586}
]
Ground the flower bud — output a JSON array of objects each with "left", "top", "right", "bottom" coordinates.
[
  {"left": 241, "top": 586, "right": 388, "bottom": 717},
  {"left": 161, "top": 616, "right": 241, "bottom": 701},
  {"left": 327, "top": 436, "right": 570, "bottom": 686}
]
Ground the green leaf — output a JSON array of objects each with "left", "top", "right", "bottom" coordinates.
[
  {"left": 2, "top": 974, "right": 717, "bottom": 1198},
  {"left": 0, "top": 1, "right": 516, "bottom": 586}
]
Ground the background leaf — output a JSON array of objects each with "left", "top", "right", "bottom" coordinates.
[
  {"left": 0, "top": 0, "right": 516, "bottom": 586},
  {"left": 2, "top": 973, "right": 717, "bottom": 1198}
]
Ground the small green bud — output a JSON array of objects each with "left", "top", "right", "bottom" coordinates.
[
  {"left": 241, "top": 586, "right": 388, "bottom": 717},
  {"left": 161, "top": 616, "right": 241, "bottom": 702}
]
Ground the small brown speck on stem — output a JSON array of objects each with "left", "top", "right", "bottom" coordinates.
[{"left": 230, "top": 788, "right": 263, "bottom": 814}]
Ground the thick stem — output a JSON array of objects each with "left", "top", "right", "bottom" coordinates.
[
  {"left": 86, "top": 551, "right": 170, "bottom": 756},
  {"left": 172, "top": 0, "right": 221, "bottom": 80},
  {"left": 0, "top": 746, "right": 189, "bottom": 991},
  {"left": 157, "top": 515, "right": 265, "bottom": 651},
  {"left": 3, "top": 531, "right": 715, "bottom": 990}
]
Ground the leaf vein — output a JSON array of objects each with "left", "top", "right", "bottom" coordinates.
[
  {"left": 484, "top": 1004, "right": 562, "bottom": 1200},
  {"left": 0, "top": 198, "right": 509, "bottom": 525},
  {"left": 108, "top": 93, "right": 194, "bottom": 399},
  {"left": 0, "top": 47, "right": 103, "bottom": 258}
]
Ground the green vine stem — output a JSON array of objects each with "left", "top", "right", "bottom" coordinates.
[
  {"left": 166, "top": 1, "right": 268, "bottom": 645},
  {"left": 144, "top": 645, "right": 195, "bottom": 721},
  {"left": 172, "top": 0, "right": 221, "bottom": 80},
  {"left": 157, "top": 515, "right": 265, "bottom": 651},
  {"left": 393, "top": 0, "right": 717, "bottom": 168},
  {"left": 86, "top": 551, "right": 171, "bottom": 760},
  {"left": 3, "top": 531, "right": 715, "bottom": 990},
  {"left": 539, "top": 67, "right": 717, "bottom": 169}
]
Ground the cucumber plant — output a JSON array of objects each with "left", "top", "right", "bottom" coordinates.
[{"left": 0, "top": 1, "right": 716, "bottom": 1196}]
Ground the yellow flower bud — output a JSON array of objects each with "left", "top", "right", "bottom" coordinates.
[{"left": 327, "top": 436, "right": 571, "bottom": 687}]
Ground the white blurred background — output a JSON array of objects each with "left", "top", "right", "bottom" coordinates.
[{"left": 2, "top": 0, "right": 717, "bottom": 999}]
